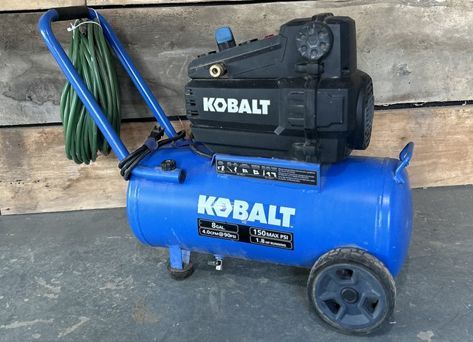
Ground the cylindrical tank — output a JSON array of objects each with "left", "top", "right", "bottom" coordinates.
[{"left": 127, "top": 144, "right": 412, "bottom": 277}]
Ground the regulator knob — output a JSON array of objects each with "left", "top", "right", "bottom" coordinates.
[{"left": 296, "top": 22, "right": 333, "bottom": 61}]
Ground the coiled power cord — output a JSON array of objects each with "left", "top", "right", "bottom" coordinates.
[
  {"left": 60, "top": 19, "right": 120, "bottom": 164},
  {"left": 60, "top": 19, "right": 211, "bottom": 178}
]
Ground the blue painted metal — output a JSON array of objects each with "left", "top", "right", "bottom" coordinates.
[
  {"left": 90, "top": 10, "right": 177, "bottom": 138},
  {"left": 169, "top": 245, "right": 185, "bottom": 269},
  {"left": 395, "top": 142, "right": 414, "bottom": 184},
  {"left": 215, "top": 27, "right": 234, "bottom": 44},
  {"left": 132, "top": 166, "right": 184, "bottom": 184},
  {"left": 39, "top": 8, "right": 414, "bottom": 279},
  {"left": 127, "top": 143, "right": 413, "bottom": 277},
  {"left": 38, "top": 8, "right": 177, "bottom": 162},
  {"left": 168, "top": 247, "right": 191, "bottom": 270},
  {"left": 38, "top": 9, "right": 129, "bottom": 160}
]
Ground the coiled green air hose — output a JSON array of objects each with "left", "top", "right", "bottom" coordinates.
[{"left": 60, "top": 19, "right": 121, "bottom": 164}]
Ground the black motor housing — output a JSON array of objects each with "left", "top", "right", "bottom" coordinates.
[{"left": 185, "top": 13, "right": 374, "bottom": 163}]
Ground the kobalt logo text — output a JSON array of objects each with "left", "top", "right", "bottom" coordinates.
[
  {"left": 198, "top": 195, "right": 295, "bottom": 228},
  {"left": 203, "top": 97, "right": 270, "bottom": 115}
]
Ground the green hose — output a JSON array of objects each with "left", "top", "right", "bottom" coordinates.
[{"left": 60, "top": 19, "right": 121, "bottom": 164}]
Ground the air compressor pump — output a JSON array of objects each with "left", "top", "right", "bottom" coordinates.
[
  {"left": 186, "top": 14, "right": 374, "bottom": 163},
  {"left": 39, "top": 7, "right": 414, "bottom": 335}
]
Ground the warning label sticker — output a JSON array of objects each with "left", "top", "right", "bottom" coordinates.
[
  {"left": 198, "top": 219, "right": 294, "bottom": 250},
  {"left": 215, "top": 160, "right": 317, "bottom": 186}
]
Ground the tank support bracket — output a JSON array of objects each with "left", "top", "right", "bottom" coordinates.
[{"left": 169, "top": 245, "right": 191, "bottom": 270}]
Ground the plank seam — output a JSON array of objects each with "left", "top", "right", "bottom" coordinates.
[
  {"left": 0, "top": 116, "right": 186, "bottom": 129},
  {"left": 3, "top": 100, "right": 472, "bottom": 128},
  {"left": 87, "top": 0, "right": 313, "bottom": 10},
  {"left": 0, "top": 0, "right": 310, "bottom": 14},
  {"left": 376, "top": 100, "right": 473, "bottom": 111}
]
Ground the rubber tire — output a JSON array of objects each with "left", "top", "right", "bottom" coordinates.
[
  {"left": 307, "top": 248, "right": 396, "bottom": 335},
  {"left": 167, "top": 261, "right": 194, "bottom": 280}
]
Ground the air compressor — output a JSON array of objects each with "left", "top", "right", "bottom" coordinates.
[{"left": 39, "top": 7, "right": 414, "bottom": 335}]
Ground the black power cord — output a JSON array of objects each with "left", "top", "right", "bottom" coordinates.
[
  {"left": 118, "top": 126, "right": 185, "bottom": 180},
  {"left": 189, "top": 137, "right": 214, "bottom": 159}
]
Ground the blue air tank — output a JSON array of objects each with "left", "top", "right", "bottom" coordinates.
[{"left": 127, "top": 144, "right": 412, "bottom": 277}]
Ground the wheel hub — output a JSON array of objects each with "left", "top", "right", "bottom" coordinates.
[
  {"left": 308, "top": 249, "right": 397, "bottom": 334},
  {"left": 341, "top": 287, "right": 358, "bottom": 304}
]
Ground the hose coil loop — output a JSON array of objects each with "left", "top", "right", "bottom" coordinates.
[{"left": 60, "top": 19, "right": 121, "bottom": 164}]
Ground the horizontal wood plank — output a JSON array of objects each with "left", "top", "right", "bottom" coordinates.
[
  {"left": 1, "top": 1, "right": 473, "bottom": 125},
  {"left": 0, "top": 120, "right": 190, "bottom": 215},
  {"left": 86, "top": 0, "right": 473, "bottom": 6},
  {"left": 87, "top": 0, "right": 244, "bottom": 4},
  {"left": 353, "top": 105, "right": 473, "bottom": 188},
  {"left": 0, "top": 1, "right": 84, "bottom": 12},
  {"left": 1, "top": 105, "right": 472, "bottom": 215}
]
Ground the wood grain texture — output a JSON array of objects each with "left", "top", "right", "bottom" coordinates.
[
  {"left": 86, "top": 0, "right": 473, "bottom": 6},
  {"left": 0, "top": 120, "right": 190, "bottom": 215},
  {"left": 1, "top": 1, "right": 473, "bottom": 125},
  {"left": 88, "top": 0, "right": 244, "bottom": 4},
  {"left": 354, "top": 105, "right": 473, "bottom": 188},
  {"left": 1, "top": 105, "right": 472, "bottom": 215},
  {"left": 0, "top": 0, "right": 84, "bottom": 12}
]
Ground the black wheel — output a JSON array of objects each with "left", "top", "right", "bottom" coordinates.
[
  {"left": 307, "top": 248, "right": 395, "bottom": 335},
  {"left": 167, "top": 261, "right": 194, "bottom": 280}
]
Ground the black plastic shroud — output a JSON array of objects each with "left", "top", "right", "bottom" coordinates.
[{"left": 185, "top": 14, "right": 374, "bottom": 164}]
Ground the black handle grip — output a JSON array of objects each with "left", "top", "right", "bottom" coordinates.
[{"left": 54, "top": 6, "right": 90, "bottom": 21}]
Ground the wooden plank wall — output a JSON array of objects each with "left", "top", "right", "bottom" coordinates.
[
  {"left": 88, "top": 0, "right": 246, "bottom": 5},
  {"left": 1, "top": 1, "right": 84, "bottom": 12},
  {"left": 0, "top": 0, "right": 247, "bottom": 11},
  {"left": 1, "top": 1, "right": 473, "bottom": 125},
  {"left": 1, "top": 0, "right": 472, "bottom": 214},
  {"left": 2, "top": 105, "right": 472, "bottom": 215}
]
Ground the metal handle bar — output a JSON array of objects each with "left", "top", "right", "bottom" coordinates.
[
  {"left": 394, "top": 142, "right": 414, "bottom": 184},
  {"left": 53, "top": 6, "right": 90, "bottom": 21},
  {"left": 38, "top": 7, "right": 177, "bottom": 161}
]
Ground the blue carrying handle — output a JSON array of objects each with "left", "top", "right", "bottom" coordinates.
[
  {"left": 394, "top": 142, "right": 414, "bottom": 184},
  {"left": 38, "top": 7, "right": 177, "bottom": 161}
]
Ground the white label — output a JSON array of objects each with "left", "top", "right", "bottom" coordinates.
[
  {"left": 203, "top": 97, "right": 270, "bottom": 115},
  {"left": 197, "top": 195, "right": 295, "bottom": 228}
]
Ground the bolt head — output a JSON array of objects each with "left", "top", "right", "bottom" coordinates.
[{"left": 161, "top": 159, "right": 177, "bottom": 171}]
